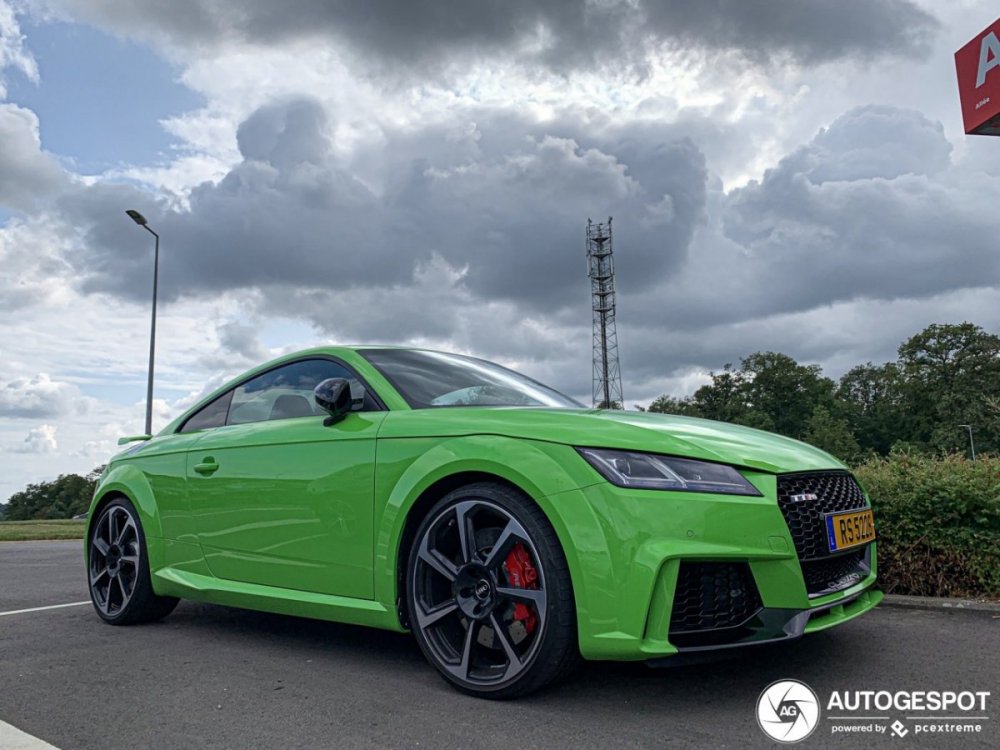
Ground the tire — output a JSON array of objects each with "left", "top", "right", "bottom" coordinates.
[
  {"left": 87, "top": 497, "right": 178, "bottom": 625},
  {"left": 406, "top": 482, "right": 578, "bottom": 699}
]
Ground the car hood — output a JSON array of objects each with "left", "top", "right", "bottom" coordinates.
[{"left": 379, "top": 408, "right": 844, "bottom": 474}]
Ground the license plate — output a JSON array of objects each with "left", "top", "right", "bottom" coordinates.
[{"left": 825, "top": 508, "right": 876, "bottom": 552}]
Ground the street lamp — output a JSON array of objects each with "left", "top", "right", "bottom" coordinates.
[
  {"left": 125, "top": 209, "right": 160, "bottom": 436},
  {"left": 958, "top": 424, "right": 976, "bottom": 461}
]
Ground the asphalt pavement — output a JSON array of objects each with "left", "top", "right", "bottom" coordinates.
[{"left": 1, "top": 541, "right": 997, "bottom": 749}]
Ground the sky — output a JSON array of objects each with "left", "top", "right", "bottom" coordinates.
[{"left": 1, "top": 0, "right": 1000, "bottom": 501}]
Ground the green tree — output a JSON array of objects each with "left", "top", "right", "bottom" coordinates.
[
  {"left": 644, "top": 353, "right": 834, "bottom": 440},
  {"left": 836, "top": 362, "right": 905, "bottom": 455},
  {"left": 897, "top": 323, "right": 1000, "bottom": 454},
  {"left": 4, "top": 467, "right": 103, "bottom": 520},
  {"left": 804, "top": 405, "right": 861, "bottom": 462},
  {"left": 645, "top": 394, "right": 701, "bottom": 417},
  {"left": 737, "top": 352, "right": 835, "bottom": 438},
  {"left": 690, "top": 365, "right": 749, "bottom": 424}
]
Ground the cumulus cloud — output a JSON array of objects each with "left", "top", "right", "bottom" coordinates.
[
  {"left": 719, "top": 106, "right": 995, "bottom": 311},
  {"left": 9, "top": 424, "right": 58, "bottom": 453},
  {"left": 47, "top": 0, "right": 938, "bottom": 75},
  {"left": 63, "top": 97, "right": 707, "bottom": 317},
  {"left": 601, "top": 105, "right": 999, "bottom": 347},
  {"left": 0, "top": 103, "right": 69, "bottom": 211},
  {"left": 24, "top": 94, "right": 1000, "bottom": 409},
  {"left": 0, "top": 374, "right": 85, "bottom": 418}
]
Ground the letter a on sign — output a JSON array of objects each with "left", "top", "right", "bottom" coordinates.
[
  {"left": 956, "top": 17, "right": 1000, "bottom": 135},
  {"left": 977, "top": 32, "right": 1000, "bottom": 87}
]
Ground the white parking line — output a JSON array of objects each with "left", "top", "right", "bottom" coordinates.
[
  {"left": 0, "top": 601, "right": 90, "bottom": 617},
  {"left": 0, "top": 720, "right": 60, "bottom": 749}
]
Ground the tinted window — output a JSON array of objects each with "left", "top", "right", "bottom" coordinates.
[
  {"left": 360, "top": 349, "right": 582, "bottom": 409},
  {"left": 179, "top": 391, "right": 233, "bottom": 433},
  {"left": 228, "top": 359, "right": 369, "bottom": 426}
]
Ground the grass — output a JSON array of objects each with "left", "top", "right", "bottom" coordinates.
[{"left": 0, "top": 519, "right": 86, "bottom": 542}]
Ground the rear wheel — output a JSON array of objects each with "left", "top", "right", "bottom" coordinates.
[
  {"left": 407, "top": 482, "right": 578, "bottom": 698},
  {"left": 88, "top": 497, "right": 178, "bottom": 625}
]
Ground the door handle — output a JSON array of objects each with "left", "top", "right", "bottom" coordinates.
[{"left": 193, "top": 457, "right": 219, "bottom": 475}]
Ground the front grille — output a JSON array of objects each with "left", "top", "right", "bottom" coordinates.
[
  {"left": 800, "top": 549, "right": 869, "bottom": 596},
  {"left": 669, "top": 561, "right": 762, "bottom": 635},
  {"left": 777, "top": 471, "right": 868, "bottom": 562}
]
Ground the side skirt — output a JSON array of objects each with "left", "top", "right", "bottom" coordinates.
[{"left": 153, "top": 567, "right": 406, "bottom": 632}]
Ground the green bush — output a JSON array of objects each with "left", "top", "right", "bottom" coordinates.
[{"left": 855, "top": 451, "right": 1000, "bottom": 598}]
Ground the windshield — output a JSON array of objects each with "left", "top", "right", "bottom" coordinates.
[{"left": 360, "top": 349, "right": 584, "bottom": 409}]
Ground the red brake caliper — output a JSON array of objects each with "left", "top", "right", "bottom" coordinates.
[{"left": 502, "top": 542, "right": 539, "bottom": 635}]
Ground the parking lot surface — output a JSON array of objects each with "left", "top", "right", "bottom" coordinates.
[{"left": 1, "top": 541, "right": 997, "bottom": 749}]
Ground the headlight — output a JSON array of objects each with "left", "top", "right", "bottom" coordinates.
[{"left": 576, "top": 448, "right": 761, "bottom": 496}]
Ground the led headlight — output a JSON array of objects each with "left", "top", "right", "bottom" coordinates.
[{"left": 576, "top": 448, "right": 761, "bottom": 496}]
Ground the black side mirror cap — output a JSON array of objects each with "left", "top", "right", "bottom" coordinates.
[{"left": 314, "top": 378, "right": 352, "bottom": 426}]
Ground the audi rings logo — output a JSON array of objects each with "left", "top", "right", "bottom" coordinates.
[{"left": 756, "top": 679, "right": 821, "bottom": 743}]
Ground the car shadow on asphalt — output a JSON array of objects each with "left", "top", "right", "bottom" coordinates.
[{"left": 162, "top": 600, "right": 860, "bottom": 710}]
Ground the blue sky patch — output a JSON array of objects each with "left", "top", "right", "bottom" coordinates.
[{"left": 6, "top": 19, "right": 203, "bottom": 174}]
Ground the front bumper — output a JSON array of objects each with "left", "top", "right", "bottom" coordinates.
[{"left": 544, "top": 469, "right": 880, "bottom": 661}]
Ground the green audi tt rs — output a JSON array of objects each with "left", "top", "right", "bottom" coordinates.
[{"left": 86, "top": 346, "right": 880, "bottom": 698}]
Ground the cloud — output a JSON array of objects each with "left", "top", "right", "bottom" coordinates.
[
  {"left": 0, "top": 374, "right": 85, "bottom": 418},
  {"left": 0, "top": 103, "right": 69, "bottom": 211},
  {"left": 48, "top": 0, "right": 938, "bottom": 76},
  {"left": 718, "top": 105, "right": 994, "bottom": 311},
  {"left": 61, "top": 97, "right": 708, "bottom": 318},
  {"left": 603, "top": 105, "right": 999, "bottom": 347},
  {"left": 26, "top": 93, "right": 1000, "bottom": 412},
  {"left": 0, "top": 0, "right": 38, "bottom": 97},
  {"left": 8, "top": 424, "right": 58, "bottom": 454}
]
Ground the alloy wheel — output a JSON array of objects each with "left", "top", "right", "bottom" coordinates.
[
  {"left": 411, "top": 499, "right": 548, "bottom": 687},
  {"left": 89, "top": 505, "right": 141, "bottom": 617}
]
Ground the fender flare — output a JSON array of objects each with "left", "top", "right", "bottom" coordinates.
[
  {"left": 86, "top": 464, "right": 165, "bottom": 570},
  {"left": 373, "top": 435, "right": 608, "bottom": 630}
]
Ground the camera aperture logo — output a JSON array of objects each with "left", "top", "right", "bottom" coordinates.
[{"left": 757, "top": 679, "right": 821, "bottom": 743}]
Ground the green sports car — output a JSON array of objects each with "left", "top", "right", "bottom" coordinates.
[{"left": 86, "top": 346, "right": 881, "bottom": 698}]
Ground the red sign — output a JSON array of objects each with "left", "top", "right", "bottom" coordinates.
[{"left": 956, "top": 18, "right": 1000, "bottom": 135}]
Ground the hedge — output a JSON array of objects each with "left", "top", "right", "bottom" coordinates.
[{"left": 855, "top": 452, "right": 1000, "bottom": 598}]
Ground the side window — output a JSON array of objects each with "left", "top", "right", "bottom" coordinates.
[
  {"left": 179, "top": 391, "right": 233, "bottom": 434},
  {"left": 227, "top": 359, "right": 369, "bottom": 426}
]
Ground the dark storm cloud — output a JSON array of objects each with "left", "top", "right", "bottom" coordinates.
[
  {"left": 63, "top": 97, "right": 709, "bottom": 314},
  {"left": 613, "top": 105, "right": 1000, "bottom": 382},
  {"left": 720, "top": 105, "right": 995, "bottom": 311},
  {"left": 54, "top": 0, "right": 938, "bottom": 71},
  {"left": 29, "top": 98, "right": 1000, "bottom": 404}
]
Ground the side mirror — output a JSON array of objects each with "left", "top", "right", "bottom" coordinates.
[{"left": 314, "top": 378, "right": 352, "bottom": 426}]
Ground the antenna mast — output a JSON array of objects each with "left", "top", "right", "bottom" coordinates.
[{"left": 586, "top": 217, "right": 623, "bottom": 409}]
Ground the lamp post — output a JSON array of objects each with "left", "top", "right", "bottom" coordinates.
[
  {"left": 958, "top": 424, "right": 976, "bottom": 461},
  {"left": 125, "top": 209, "right": 159, "bottom": 436}
]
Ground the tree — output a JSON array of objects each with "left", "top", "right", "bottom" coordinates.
[
  {"left": 3, "top": 467, "right": 104, "bottom": 520},
  {"left": 644, "top": 353, "right": 835, "bottom": 440},
  {"left": 897, "top": 323, "right": 1000, "bottom": 454},
  {"left": 645, "top": 394, "right": 701, "bottom": 417},
  {"left": 836, "top": 362, "right": 905, "bottom": 455},
  {"left": 804, "top": 406, "right": 862, "bottom": 462},
  {"left": 690, "top": 365, "right": 748, "bottom": 424},
  {"left": 738, "top": 352, "right": 836, "bottom": 439}
]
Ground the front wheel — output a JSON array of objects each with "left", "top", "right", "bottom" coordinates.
[
  {"left": 407, "top": 482, "right": 578, "bottom": 699},
  {"left": 88, "top": 497, "right": 178, "bottom": 625}
]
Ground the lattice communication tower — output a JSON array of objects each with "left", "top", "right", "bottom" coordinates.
[{"left": 586, "top": 217, "right": 623, "bottom": 409}]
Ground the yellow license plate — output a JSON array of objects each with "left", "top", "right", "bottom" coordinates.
[{"left": 825, "top": 508, "right": 876, "bottom": 552}]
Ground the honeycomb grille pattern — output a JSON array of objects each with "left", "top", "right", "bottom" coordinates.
[
  {"left": 801, "top": 549, "right": 867, "bottom": 595},
  {"left": 777, "top": 471, "right": 868, "bottom": 561},
  {"left": 669, "top": 562, "right": 762, "bottom": 634}
]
